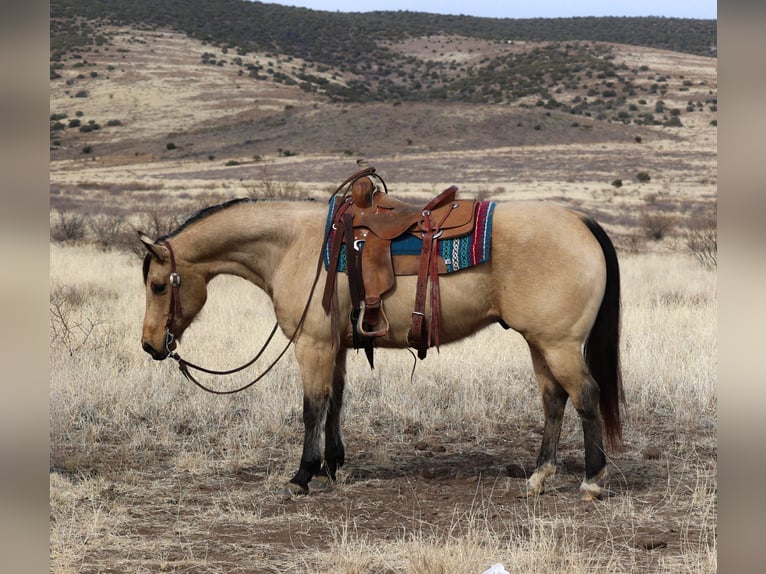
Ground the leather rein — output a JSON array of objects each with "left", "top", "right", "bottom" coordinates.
[
  {"left": 160, "top": 239, "right": 322, "bottom": 395},
  {"left": 157, "top": 166, "right": 380, "bottom": 394}
]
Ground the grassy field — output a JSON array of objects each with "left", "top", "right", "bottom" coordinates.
[
  {"left": 49, "top": 21, "right": 716, "bottom": 572},
  {"left": 49, "top": 238, "right": 716, "bottom": 573}
]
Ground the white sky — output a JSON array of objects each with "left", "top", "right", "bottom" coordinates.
[{"left": 260, "top": 1, "right": 717, "bottom": 19}]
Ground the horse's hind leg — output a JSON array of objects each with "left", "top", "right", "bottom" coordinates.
[
  {"left": 531, "top": 342, "right": 608, "bottom": 501},
  {"left": 286, "top": 337, "right": 336, "bottom": 496},
  {"left": 526, "top": 344, "right": 569, "bottom": 496}
]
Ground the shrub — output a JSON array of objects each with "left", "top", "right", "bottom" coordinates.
[
  {"left": 49, "top": 285, "right": 106, "bottom": 356},
  {"left": 640, "top": 212, "right": 675, "bottom": 241},
  {"left": 88, "top": 214, "right": 126, "bottom": 250},
  {"left": 611, "top": 179, "right": 623, "bottom": 188},
  {"left": 166, "top": 142, "right": 176, "bottom": 150},
  {"left": 686, "top": 217, "right": 717, "bottom": 269},
  {"left": 121, "top": 208, "right": 183, "bottom": 258},
  {"left": 636, "top": 171, "right": 651, "bottom": 183},
  {"left": 663, "top": 116, "right": 683, "bottom": 127},
  {"left": 51, "top": 211, "right": 86, "bottom": 242},
  {"left": 74, "top": 90, "right": 89, "bottom": 98}
]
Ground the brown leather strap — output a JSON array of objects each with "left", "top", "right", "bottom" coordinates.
[
  {"left": 162, "top": 240, "right": 183, "bottom": 333},
  {"left": 321, "top": 198, "right": 353, "bottom": 313},
  {"left": 331, "top": 166, "right": 379, "bottom": 197},
  {"left": 409, "top": 189, "right": 459, "bottom": 358},
  {"left": 344, "top": 212, "right": 365, "bottom": 313}
]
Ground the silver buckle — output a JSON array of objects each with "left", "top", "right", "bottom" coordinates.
[{"left": 169, "top": 272, "right": 181, "bottom": 287}]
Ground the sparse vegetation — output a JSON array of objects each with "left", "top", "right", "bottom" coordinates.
[
  {"left": 50, "top": 244, "right": 717, "bottom": 573},
  {"left": 636, "top": 171, "right": 651, "bottom": 183},
  {"left": 51, "top": 210, "right": 87, "bottom": 242},
  {"left": 686, "top": 216, "right": 717, "bottom": 269},
  {"left": 641, "top": 211, "right": 675, "bottom": 240},
  {"left": 48, "top": 6, "right": 717, "bottom": 571}
]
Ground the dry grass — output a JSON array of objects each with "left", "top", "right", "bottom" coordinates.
[
  {"left": 49, "top": 23, "right": 716, "bottom": 572},
  {"left": 49, "top": 241, "right": 716, "bottom": 573}
]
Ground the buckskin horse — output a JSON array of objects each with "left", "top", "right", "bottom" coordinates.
[{"left": 139, "top": 169, "right": 623, "bottom": 501}]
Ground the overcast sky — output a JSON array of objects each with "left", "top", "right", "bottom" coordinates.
[{"left": 261, "top": 1, "right": 717, "bottom": 20}]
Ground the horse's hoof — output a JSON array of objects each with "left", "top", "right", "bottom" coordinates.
[
  {"left": 282, "top": 481, "right": 308, "bottom": 499},
  {"left": 523, "top": 462, "right": 555, "bottom": 497},
  {"left": 579, "top": 466, "right": 608, "bottom": 501},
  {"left": 521, "top": 482, "right": 544, "bottom": 497},
  {"left": 579, "top": 481, "right": 603, "bottom": 502},
  {"left": 308, "top": 476, "right": 334, "bottom": 491}
]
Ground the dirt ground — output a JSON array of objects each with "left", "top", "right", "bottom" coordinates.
[
  {"left": 50, "top": 24, "right": 717, "bottom": 573},
  {"left": 51, "top": 409, "right": 716, "bottom": 572}
]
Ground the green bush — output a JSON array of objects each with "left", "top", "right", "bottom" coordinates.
[
  {"left": 636, "top": 171, "right": 651, "bottom": 183},
  {"left": 663, "top": 116, "right": 682, "bottom": 127}
]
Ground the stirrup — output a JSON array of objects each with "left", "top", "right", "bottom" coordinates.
[{"left": 357, "top": 301, "right": 390, "bottom": 338}]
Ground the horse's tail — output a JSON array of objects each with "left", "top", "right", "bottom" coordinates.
[{"left": 581, "top": 215, "right": 624, "bottom": 449}]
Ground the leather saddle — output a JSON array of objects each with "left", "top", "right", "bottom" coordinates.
[{"left": 322, "top": 167, "right": 477, "bottom": 361}]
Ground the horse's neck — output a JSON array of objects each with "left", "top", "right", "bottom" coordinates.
[{"left": 177, "top": 201, "right": 321, "bottom": 289}]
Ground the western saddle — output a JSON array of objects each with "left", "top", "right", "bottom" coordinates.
[{"left": 321, "top": 166, "right": 477, "bottom": 363}]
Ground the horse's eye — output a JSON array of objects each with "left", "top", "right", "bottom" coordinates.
[{"left": 151, "top": 283, "right": 166, "bottom": 295}]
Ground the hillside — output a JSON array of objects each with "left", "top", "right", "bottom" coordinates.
[
  {"left": 51, "top": 0, "right": 715, "bottom": 105},
  {"left": 49, "top": 7, "right": 716, "bottom": 250},
  {"left": 50, "top": 23, "right": 717, "bottom": 158}
]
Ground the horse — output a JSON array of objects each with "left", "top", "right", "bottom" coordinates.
[{"left": 139, "top": 192, "right": 623, "bottom": 501}]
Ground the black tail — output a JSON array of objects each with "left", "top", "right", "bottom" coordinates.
[{"left": 580, "top": 215, "right": 624, "bottom": 449}]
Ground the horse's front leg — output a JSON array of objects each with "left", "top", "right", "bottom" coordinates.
[
  {"left": 321, "top": 348, "right": 347, "bottom": 482},
  {"left": 285, "top": 337, "right": 337, "bottom": 496}
]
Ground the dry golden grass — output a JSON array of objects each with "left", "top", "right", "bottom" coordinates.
[
  {"left": 49, "top": 22, "right": 716, "bottom": 572},
  {"left": 50, "top": 240, "right": 716, "bottom": 573}
]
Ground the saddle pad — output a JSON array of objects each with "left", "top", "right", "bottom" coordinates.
[{"left": 323, "top": 197, "right": 495, "bottom": 273}]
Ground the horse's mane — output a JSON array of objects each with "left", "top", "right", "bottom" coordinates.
[
  {"left": 142, "top": 196, "right": 321, "bottom": 282},
  {"left": 142, "top": 197, "right": 256, "bottom": 283},
  {"left": 158, "top": 197, "right": 256, "bottom": 242}
]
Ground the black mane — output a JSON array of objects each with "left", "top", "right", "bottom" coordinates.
[
  {"left": 158, "top": 197, "right": 256, "bottom": 243},
  {"left": 142, "top": 197, "right": 256, "bottom": 283}
]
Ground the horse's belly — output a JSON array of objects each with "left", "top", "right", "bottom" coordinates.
[{"left": 343, "top": 266, "right": 498, "bottom": 349}]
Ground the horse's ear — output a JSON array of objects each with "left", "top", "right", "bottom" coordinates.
[{"left": 137, "top": 231, "right": 168, "bottom": 262}]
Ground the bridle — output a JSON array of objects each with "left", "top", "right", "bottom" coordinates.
[
  {"left": 162, "top": 240, "right": 183, "bottom": 357},
  {"left": 151, "top": 166, "right": 393, "bottom": 394},
  {"left": 157, "top": 239, "right": 321, "bottom": 395}
]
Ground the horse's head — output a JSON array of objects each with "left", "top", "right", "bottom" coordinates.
[{"left": 139, "top": 233, "right": 208, "bottom": 360}]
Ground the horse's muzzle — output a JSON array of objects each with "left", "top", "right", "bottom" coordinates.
[{"left": 142, "top": 342, "right": 168, "bottom": 361}]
